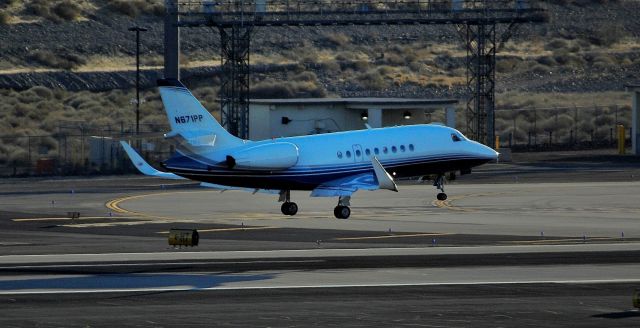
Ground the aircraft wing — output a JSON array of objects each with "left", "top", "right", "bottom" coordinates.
[
  {"left": 310, "top": 156, "right": 398, "bottom": 197},
  {"left": 120, "top": 141, "right": 185, "bottom": 180},
  {"left": 200, "top": 182, "right": 280, "bottom": 195},
  {"left": 310, "top": 172, "right": 379, "bottom": 197}
]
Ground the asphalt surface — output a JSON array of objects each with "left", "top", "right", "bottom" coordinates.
[
  {"left": 1, "top": 282, "right": 638, "bottom": 327},
  {"left": 1, "top": 158, "right": 639, "bottom": 326}
]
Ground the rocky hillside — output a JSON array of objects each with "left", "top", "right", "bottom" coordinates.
[{"left": 0, "top": 0, "right": 639, "bottom": 97}]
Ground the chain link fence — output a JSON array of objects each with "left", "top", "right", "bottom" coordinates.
[
  {"left": 494, "top": 104, "right": 633, "bottom": 151},
  {"left": 0, "top": 122, "right": 173, "bottom": 177},
  {"left": 0, "top": 104, "right": 634, "bottom": 177}
]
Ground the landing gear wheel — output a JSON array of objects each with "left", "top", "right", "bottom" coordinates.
[
  {"left": 334, "top": 205, "right": 351, "bottom": 219},
  {"left": 437, "top": 193, "right": 448, "bottom": 201},
  {"left": 281, "top": 202, "right": 298, "bottom": 216}
]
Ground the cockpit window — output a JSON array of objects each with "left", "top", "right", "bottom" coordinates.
[{"left": 451, "top": 133, "right": 462, "bottom": 142}]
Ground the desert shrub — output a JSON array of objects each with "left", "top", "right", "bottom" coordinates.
[
  {"left": 588, "top": 24, "right": 625, "bottom": 47},
  {"left": 0, "top": 10, "right": 9, "bottom": 25},
  {"left": 357, "top": 71, "right": 386, "bottom": 90},
  {"left": 537, "top": 56, "right": 556, "bottom": 66},
  {"left": 291, "top": 71, "right": 317, "bottom": 82},
  {"left": 250, "top": 79, "right": 326, "bottom": 99},
  {"left": 553, "top": 51, "right": 585, "bottom": 67},
  {"left": 53, "top": 1, "right": 81, "bottom": 21},
  {"left": 25, "top": 0, "right": 50, "bottom": 17},
  {"left": 0, "top": 0, "right": 18, "bottom": 7},
  {"left": 30, "top": 86, "right": 54, "bottom": 100},
  {"left": 265, "top": 82, "right": 295, "bottom": 98},
  {"left": 377, "top": 65, "right": 393, "bottom": 75},
  {"left": 320, "top": 61, "right": 341, "bottom": 73},
  {"left": 530, "top": 64, "right": 550, "bottom": 75},
  {"left": 545, "top": 39, "right": 568, "bottom": 51},
  {"left": 320, "top": 33, "right": 350, "bottom": 48},
  {"left": 352, "top": 60, "right": 369, "bottom": 72},
  {"left": 108, "top": 0, "right": 164, "bottom": 17},
  {"left": 496, "top": 57, "right": 521, "bottom": 73},
  {"left": 28, "top": 50, "right": 86, "bottom": 70},
  {"left": 383, "top": 53, "right": 405, "bottom": 66}
]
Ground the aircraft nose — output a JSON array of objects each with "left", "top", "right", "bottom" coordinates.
[{"left": 477, "top": 143, "right": 499, "bottom": 161}]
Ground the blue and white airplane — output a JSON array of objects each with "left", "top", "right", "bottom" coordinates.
[{"left": 121, "top": 79, "right": 498, "bottom": 219}]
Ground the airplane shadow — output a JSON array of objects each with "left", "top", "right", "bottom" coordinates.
[
  {"left": 0, "top": 273, "right": 272, "bottom": 291},
  {"left": 591, "top": 311, "right": 640, "bottom": 319}
]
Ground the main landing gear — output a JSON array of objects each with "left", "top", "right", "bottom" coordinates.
[
  {"left": 334, "top": 196, "right": 351, "bottom": 219},
  {"left": 434, "top": 174, "right": 447, "bottom": 201},
  {"left": 278, "top": 191, "right": 351, "bottom": 219},
  {"left": 279, "top": 190, "right": 298, "bottom": 216}
]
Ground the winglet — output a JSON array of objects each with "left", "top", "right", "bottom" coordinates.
[
  {"left": 120, "top": 141, "right": 185, "bottom": 180},
  {"left": 371, "top": 156, "right": 398, "bottom": 192}
]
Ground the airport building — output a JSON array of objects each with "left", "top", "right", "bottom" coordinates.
[{"left": 248, "top": 98, "right": 458, "bottom": 140}]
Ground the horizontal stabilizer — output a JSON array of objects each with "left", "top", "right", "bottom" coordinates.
[{"left": 120, "top": 141, "right": 185, "bottom": 180}]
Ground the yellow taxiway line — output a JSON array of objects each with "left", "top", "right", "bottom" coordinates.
[
  {"left": 506, "top": 237, "right": 625, "bottom": 244},
  {"left": 12, "top": 217, "right": 120, "bottom": 222}
]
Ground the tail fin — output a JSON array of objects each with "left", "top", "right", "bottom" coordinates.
[{"left": 158, "top": 79, "right": 243, "bottom": 149}]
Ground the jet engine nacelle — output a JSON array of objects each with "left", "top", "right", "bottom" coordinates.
[{"left": 226, "top": 142, "right": 299, "bottom": 170}]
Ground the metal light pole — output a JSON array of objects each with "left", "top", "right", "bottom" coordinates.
[{"left": 128, "top": 26, "right": 148, "bottom": 137}]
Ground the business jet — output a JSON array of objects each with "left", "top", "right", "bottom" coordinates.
[{"left": 121, "top": 79, "right": 498, "bottom": 219}]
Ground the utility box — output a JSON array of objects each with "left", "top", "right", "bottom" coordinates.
[{"left": 168, "top": 229, "right": 199, "bottom": 247}]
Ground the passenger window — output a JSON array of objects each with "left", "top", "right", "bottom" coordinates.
[
  {"left": 346, "top": 151, "right": 352, "bottom": 158},
  {"left": 451, "top": 133, "right": 462, "bottom": 142},
  {"left": 400, "top": 145, "right": 406, "bottom": 152},
  {"left": 337, "top": 151, "right": 343, "bottom": 159},
  {"left": 365, "top": 149, "right": 371, "bottom": 156},
  {"left": 391, "top": 146, "right": 397, "bottom": 153},
  {"left": 374, "top": 148, "right": 380, "bottom": 155},
  {"left": 409, "top": 144, "right": 415, "bottom": 151},
  {"left": 356, "top": 149, "right": 361, "bottom": 157},
  {"left": 383, "top": 147, "right": 388, "bottom": 154}
]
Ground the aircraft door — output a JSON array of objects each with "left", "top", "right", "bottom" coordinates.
[{"left": 352, "top": 144, "right": 364, "bottom": 162}]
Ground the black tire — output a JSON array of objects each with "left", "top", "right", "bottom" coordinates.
[
  {"left": 437, "top": 193, "right": 448, "bottom": 201},
  {"left": 287, "top": 202, "right": 298, "bottom": 216},
  {"left": 281, "top": 202, "right": 298, "bottom": 216},
  {"left": 334, "top": 205, "right": 351, "bottom": 219}
]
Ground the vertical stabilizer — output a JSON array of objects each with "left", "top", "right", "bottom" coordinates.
[{"left": 158, "top": 79, "right": 243, "bottom": 149}]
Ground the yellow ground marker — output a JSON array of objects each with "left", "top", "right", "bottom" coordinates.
[
  {"left": 334, "top": 232, "right": 452, "bottom": 241},
  {"left": 12, "top": 217, "right": 118, "bottom": 222}
]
